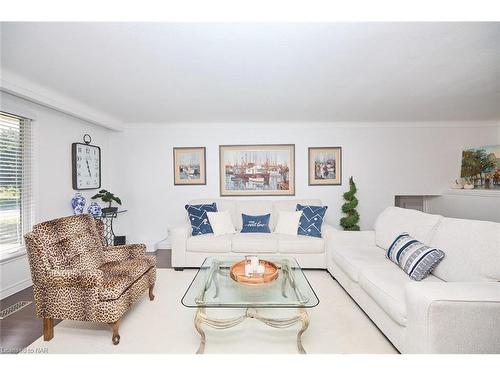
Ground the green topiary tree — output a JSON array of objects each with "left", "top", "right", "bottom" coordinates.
[{"left": 340, "top": 176, "right": 360, "bottom": 231}]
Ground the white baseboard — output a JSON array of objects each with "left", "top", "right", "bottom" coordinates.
[{"left": 0, "top": 278, "right": 33, "bottom": 300}]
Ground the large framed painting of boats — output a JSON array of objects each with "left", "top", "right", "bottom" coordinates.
[
  {"left": 173, "top": 147, "right": 206, "bottom": 185},
  {"left": 219, "top": 144, "right": 295, "bottom": 196},
  {"left": 308, "top": 147, "right": 342, "bottom": 185}
]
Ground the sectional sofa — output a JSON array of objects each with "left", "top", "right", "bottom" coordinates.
[{"left": 170, "top": 200, "right": 500, "bottom": 353}]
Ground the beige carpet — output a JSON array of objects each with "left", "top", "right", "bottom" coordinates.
[{"left": 25, "top": 269, "right": 397, "bottom": 354}]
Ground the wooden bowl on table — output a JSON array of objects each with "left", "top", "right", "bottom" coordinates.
[{"left": 230, "top": 259, "right": 279, "bottom": 285}]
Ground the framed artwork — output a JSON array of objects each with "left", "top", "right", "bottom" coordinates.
[
  {"left": 219, "top": 144, "right": 295, "bottom": 196},
  {"left": 308, "top": 147, "right": 342, "bottom": 185},
  {"left": 173, "top": 147, "right": 206, "bottom": 185},
  {"left": 460, "top": 145, "right": 500, "bottom": 189}
]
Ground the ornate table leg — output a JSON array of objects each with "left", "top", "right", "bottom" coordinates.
[
  {"left": 194, "top": 307, "right": 207, "bottom": 354},
  {"left": 193, "top": 308, "right": 311, "bottom": 354},
  {"left": 296, "top": 308, "right": 310, "bottom": 354}
]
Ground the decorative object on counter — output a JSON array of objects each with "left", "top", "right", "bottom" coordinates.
[
  {"left": 91, "top": 189, "right": 122, "bottom": 213},
  {"left": 173, "top": 147, "right": 207, "bottom": 185},
  {"left": 340, "top": 176, "right": 360, "bottom": 231},
  {"left": 308, "top": 147, "right": 342, "bottom": 185},
  {"left": 463, "top": 177, "right": 475, "bottom": 190},
  {"left": 460, "top": 145, "right": 500, "bottom": 190},
  {"left": 230, "top": 257, "right": 279, "bottom": 285},
  {"left": 451, "top": 179, "right": 464, "bottom": 189},
  {"left": 71, "top": 192, "right": 86, "bottom": 214},
  {"left": 219, "top": 144, "right": 295, "bottom": 196},
  {"left": 87, "top": 202, "right": 102, "bottom": 218},
  {"left": 72, "top": 134, "right": 101, "bottom": 190}
]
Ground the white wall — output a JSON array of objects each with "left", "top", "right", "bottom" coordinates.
[
  {"left": 1, "top": 92, "right": 114, "bottom": 298},
  {"left": 426, "top": 191, "right": 500, "bottom": 222},
  {"left": 109, "top": 122, "right": 499, "bottom": 249}
]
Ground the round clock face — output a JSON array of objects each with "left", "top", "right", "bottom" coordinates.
[{"left": 73, "top": 143, "right": 101, "bottom": 189}]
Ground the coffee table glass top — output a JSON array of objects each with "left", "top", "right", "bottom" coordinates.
[{"left": 181, "top": 256, "right": 319, "bottom": 308}]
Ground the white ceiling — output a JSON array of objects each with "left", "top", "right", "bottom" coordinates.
[{"left": 1, "top": 22, "right": 499, "bottom": 123}]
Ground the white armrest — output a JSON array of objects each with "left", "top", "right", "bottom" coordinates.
[
  {"left": 169, "top": 223, "right": 192, "bottom": 267},
  {"left": 321, "top": 223, "right": 337, "bottom": 240},
  {"left": 405, "top": 282, "right": 500, "bottom": 353},
  {"left": 329, "top": 230, "right": 376, "bottom": 248}
]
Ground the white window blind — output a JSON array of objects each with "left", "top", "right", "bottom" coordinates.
[{"left": 0, "top": 112, "right": 34, "bottom": 256}]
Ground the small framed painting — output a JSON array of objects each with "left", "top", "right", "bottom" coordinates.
[
  {"left": 219, "top": 144, "right": 295, "bottom": 196},
  {"left": 173, "top": 147, "right": 206, "bottom": 185},
  {"left": 308, "top": 147, "right": 342, "bottom": 185}
]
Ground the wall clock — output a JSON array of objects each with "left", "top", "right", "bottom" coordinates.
[{"left": 72, "top": 134, "right": 101, "bottom": 190}]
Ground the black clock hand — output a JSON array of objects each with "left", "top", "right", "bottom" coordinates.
[{"left": 86, "top": 160, "right": 92, "bottom": 177}]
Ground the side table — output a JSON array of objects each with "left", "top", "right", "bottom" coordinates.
[{"left": 99, "top": 209, "right": 127, "bottom": 246}]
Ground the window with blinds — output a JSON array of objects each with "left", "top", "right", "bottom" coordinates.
[{"left": 0, "top": 112, "right": 34, "bottom": 255}]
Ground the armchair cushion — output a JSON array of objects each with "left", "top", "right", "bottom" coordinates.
[
  {"left": 102, "top": 244, "right": 146, "bottom": 263},
  {"left": 32, "top": 215, "right": 103, "bottom": 270},
  {"left": 47, "top": 268, "right": 103, "bottom": 288},
  {"left": 98, "top": 256, "right": 156, "bottom": 301}
]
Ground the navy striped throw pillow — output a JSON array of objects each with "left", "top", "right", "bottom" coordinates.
[{"left": 386, "top": 233, "right": 445, "bottom": 281}]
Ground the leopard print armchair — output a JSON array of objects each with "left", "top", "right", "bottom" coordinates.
[{"left": 24, "top": 214, "right": 156, "bottom": 345}]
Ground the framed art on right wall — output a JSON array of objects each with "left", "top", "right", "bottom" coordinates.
[{"left": 308, "top": 147, "right": 342, "bottom": 185}]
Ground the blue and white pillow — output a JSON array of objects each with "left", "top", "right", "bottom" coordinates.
[
  {"left": 387, "top": 233, "right": 445, "bottom": 281},
  {"left": 185, "top": 203, "right": 218, "bottom": 236},
  {"left": 296, "top": 204, "right": 328, "bottom": 238},
  {"left": 241, "top": 214, "right": 271, "bottom": 233}
]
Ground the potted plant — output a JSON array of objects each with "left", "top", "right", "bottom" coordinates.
[{"left": 91, "top": 189, "right": 122, "bottom": 213}]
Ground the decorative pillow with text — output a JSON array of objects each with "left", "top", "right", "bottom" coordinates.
[{"left": 241, "top": 213, "right": 271, "bottom": 233}]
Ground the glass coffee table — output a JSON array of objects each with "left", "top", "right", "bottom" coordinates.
[{"left": 181, "top": 256, "right": 319, "bottom": 354}]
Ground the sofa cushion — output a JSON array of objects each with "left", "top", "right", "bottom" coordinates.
[
  {"left": 187, "top": 199, "right": 238, "bottom": 228},
  {"left": 430, "top": 217, "right": 500, "bottom": 282},
  {"left": 296, "top": 204, "right": 328, "bottom": 238},
  {"left": 358, "top": 264, "right": 443, "bottom": 326},
  {"left": 232, "top": 233, "right": 278, "bottom": 253},
  {"left": 186, "top": 234, "right": 232, "bottom": 253},
  {"left": 235, "top": 201, "right": 274, "bottom": 231},
  {"left": 277, "top": 234, "right": 325, "bottom": 254},
  {"left": 374, "top": 207, "right": 442, "bottom": 250},
  {"left": 98, "top": 257, "right": 154, "bottom": 301},
  {"left": 331, "top": 245, "right": 389, "bottom": 282},
  {"left": 387, "top": 233, "right": 445, "bottom": 281},
  {"left": 275, "top": 211, "right": 302, "bottom": 236},
  {"left": 206, "top": 211, "right": 236, "bottom": 236},
  {"left": 241, "top": 213, "right": 271, "bottom": 233},
  {"left": 185, "top": 203, "right": 217, "bottom": 236},
  {"left": 272, "top": 199, "right": 322, "bottom": 229}
]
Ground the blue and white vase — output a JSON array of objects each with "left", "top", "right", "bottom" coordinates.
[
  {"left": 71, "top": 193, "right": 86, "bottom": 215},
  {"left": 87, "top": 202, "right": 102, "bottom": 218}
]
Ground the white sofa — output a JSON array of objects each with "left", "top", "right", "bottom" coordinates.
[
  {"left": 328, "top": 206, "right": 500, "bottom": 354},
  {"left": 170, "top": 199, "right": 335, "bottom": 269}
]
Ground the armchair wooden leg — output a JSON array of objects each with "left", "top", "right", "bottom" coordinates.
[
  {"left": 149, "top": 284, "right": 155, "bottom": 301},
  {"left": 110, "top": 320, "right": 121, "bottom": 345},
  {"left": 43, "top": 318, "right": 54, "bottom": 341}
]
